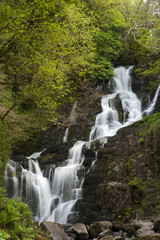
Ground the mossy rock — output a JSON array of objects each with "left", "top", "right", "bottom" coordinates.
[{"left": 35, "top": 224, "right": 52, "bottom": 240}]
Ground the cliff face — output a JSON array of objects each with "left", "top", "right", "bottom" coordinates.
[{"left": 78, "top": 113, "right": 160, "bottom": 224}]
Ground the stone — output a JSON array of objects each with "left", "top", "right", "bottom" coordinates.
[
  {"left": 138, "top": 236, "right": 160, "bottom": 240},
  {"left": 99, "top": 237, "right": 114, "bottom": 240},
  {"left": 98, "top": 229, "right": 113, "bottom": 238},
  {"left": 112, "top": 221, "right": 125, "bottom": 232},
  {"left": 114, "top": 237, "right": 123, "bottom": 240},
  {"left": 89, "top": 221, "right": 112, "bottom": 238},
  {"left": 135, "top": 221, "right": 154, "bottom": 237},
  {"left": 154, "top": 220, "right": 160, "bottom": 233},
  {"left": 71, "top": 223, "right": 89, "bottom": 240},
  {"left": 138, "top": 230, "right": 157, "bottom": 237},
  {"left": 126, "top": 228, "right": 136, "bottom": 238},
  {"left": 40, "top": 222, "right": 73, "bottom": 240},
  {"left": 113, "top": 230, "right": 125, "bottom": 240},
  {"left": 11, "top": 155, "right": 28, "bottom": 168}
]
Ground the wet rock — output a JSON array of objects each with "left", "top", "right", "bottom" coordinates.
[
  {"left": 126, "top": 228, "right": 136, "bottom": 238},
  {"left": 89, "top": 221, "right": 112, "bottom": 238},
  {"left": 112, "top": 222, "right": 125, "bottom": 232},
  {"left": 40, "top": 222, "right": 73, "bottom": 240},
  {"left": 153, "top": 220, "right": 160, "bottom": 233},
  {"left": 83, "top": 149, "right": 96, "bottom": 168},
  {"left": 113, "top": 230, "right": 125, "bottom": 240},
  {"left": 65, "top": 227, "right": 77, "bottom": 240},
  {"left": 11, "top": 155, "right": 28, "bottom": 168},
  {"left": 69, "top": 223, "right": 89, "bottom": 240}
]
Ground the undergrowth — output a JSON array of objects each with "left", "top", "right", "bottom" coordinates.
[{"left": 0, "top": 187, "right": 36, "bottom": 240}]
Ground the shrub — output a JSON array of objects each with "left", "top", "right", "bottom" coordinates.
[{"left": 0, "top": 193, "right": 36, "bottom": 240}]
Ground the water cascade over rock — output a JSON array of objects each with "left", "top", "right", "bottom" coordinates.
[{"left": 5, "top": 66, "right": 160, "bottom": 225}]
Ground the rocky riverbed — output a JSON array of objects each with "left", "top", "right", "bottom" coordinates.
[{"left": 38, "top": 219, "right": 160, "bottom": 240}]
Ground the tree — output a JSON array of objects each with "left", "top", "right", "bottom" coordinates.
[
  {"left": 0, "top": 0, "right": 96, "bottom": 123},
  {"left": 81, "top": 0, "right": 125, "bottom": 81},
  {"left": 120, "top": 0, "right": 160, "bottom": 87}
]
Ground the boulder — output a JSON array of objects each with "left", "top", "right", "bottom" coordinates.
[
  {"left": 114, "top": 237, "right": 124, "bottom": 240},
  {"left": 153, "top": 220, "right": 160, "bottom": 233},
  {"left": 138, "top": 237, "right": 160, "bottom": 240},
  {"left": 98, "top": 229, "right": 113, "bottom": 238},
  {"left": 40, "top": 222, "right": 73, "bottom": 240},
  {"left": 113, "top": 230, "right": 125, "bottom": 240},
  {"left": 135, "top": 221, "right": 154, "bottom": 237},
  {"left": 89, "top": 221, "right": 112, "bottom": 238},
  {"left": 126, "top": 228, "right": 136, "bottom": 238},
  {"left": 123, "top": 223, "right": 136, "bottom": 238},
  {"left": 112, "top": 221, "right": 125, "bottom": 232},
  {"left": 70, "top": 223, "right": 89, "bottom": 240},
  {"left": 99, "top": 237, "right": 114, "bottom": 240}
]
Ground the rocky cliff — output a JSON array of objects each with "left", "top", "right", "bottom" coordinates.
[{"left": 79, "top": 113, "right": 160, "bottom": 224}]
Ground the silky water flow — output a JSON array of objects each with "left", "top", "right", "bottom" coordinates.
[{"left": 5, "top": 66, "right": 160, "bottom": 225}]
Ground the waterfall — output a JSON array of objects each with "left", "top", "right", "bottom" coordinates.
[
  {"left": 89, "top": 66, "right": 142, "bottom": 143},
  {"left": 5, "top": 141, "right": 85, "bottom": 225},
  {"left": 63, "top": 127, "right": 69, "bottom": 143},
  {"left": 5, "top": 66, "right": 160, "bottom": 225},
  {"left": 142, "top": 85, "right": 160, "bottom": 116}
]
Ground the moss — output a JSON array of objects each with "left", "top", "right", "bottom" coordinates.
[
  {"left": 138, "top": 113, "right": 160, "bottom": 127},
  {"left": 35, "top": 224, "right": 52, "bottom": 240},
  {"left": 129, "top": 177, "right": 147, "bottom": 192}
]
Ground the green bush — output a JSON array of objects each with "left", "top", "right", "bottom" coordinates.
[
  {"left": 0, "top": 230, "right": 10, "bottom": 240},
  {"left": 0, "top": 194, "right": 36, "bottom": 240}
]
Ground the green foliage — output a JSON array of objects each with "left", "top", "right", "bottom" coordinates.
[
  {"left": 0, "top": 0, "right": 97, "bottom": 123},
  {"left": 120, "top": 0, "right": 160, "bottom": 80},
  {"left": 0, "top": 194, "right": 36, "bottom": 240},
  {"left": 138, "top": 113, "right": 160, "bottom": 129},
  {"left": 129, "top": 176, "right": 146, "bottom": 192},
  {"left": 126, "top": 158, "right": 134, "bottom": 175},
  {"left": 0, "top": 121, "right": 11, "bottom": 184},
  {"left": 0, "top": 230, "right": 10, "bottom": 240},
  {"left": 82, "top": 0, "right": 125, "bottom": 81},
  {"left": 125, "top": 207, "right": 132, "bottom": 218}
]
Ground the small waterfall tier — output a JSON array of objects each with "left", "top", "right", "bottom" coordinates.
[
  {"left": 89, "top": 66, "right": 142, "bottom": 143},
  {"left": 5, "top": 66, "right": 160, "bottom": 225},
  {"left": 5, "top": 142, "right": 85, "bottom": 224}
]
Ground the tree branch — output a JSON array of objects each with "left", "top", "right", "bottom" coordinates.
[{"left": 1, "top": 101, "right": 17, "bottom": 123}]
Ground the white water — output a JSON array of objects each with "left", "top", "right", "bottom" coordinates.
[
  {"left": 142, "top": 85, "right": 160, "bottom": 116},
  {"left": 5, "top": 141, "right": 85, "bottom": 224},
  {"left": 89, "top": 66, "right": 143, "bottom": 144},
  {"left": 63, "top": 127, "right": 69, "bottom": 143},
  {"left": 5, "top": 66, "right": 160, "bottom": 225}
]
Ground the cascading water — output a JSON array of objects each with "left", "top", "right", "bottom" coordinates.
[
  {"left": 5, "top": 141, "right": 85, "bottom": 224},
  {"left": 5, "top": 66, "right": 160, "bottom": 225}
]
